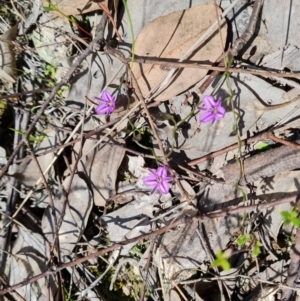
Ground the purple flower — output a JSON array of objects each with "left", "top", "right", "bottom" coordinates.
[
  {"left": 95, "top": 90, "right": 116, "bottom": 117},
  {"left": 198, "top": 95, "right": 225, "bottom": 124},
  {"left": 143, "top": 166, "right": 173, "bottom": 194}
]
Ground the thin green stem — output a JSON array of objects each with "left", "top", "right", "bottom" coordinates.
[{"left": 122, "top": 0, "right": 135, "bottom": 69}]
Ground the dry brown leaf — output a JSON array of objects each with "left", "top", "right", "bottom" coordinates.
[
  {"left": 132, "top": 3, "right": 227, "bottom": 101},
  {"left": 101, "top": 193, "right": 160, "bottom": 255},
  {"left": 0, "top": 25, "right": 17, "bottom": 83},
  {"left": 41, "top": 0, "right": 107, "bottom": 16},
  {"left": 10, "top": 253, "right": 57, "bottom": 300},
  {"left": 159, "top": 213, "right": 241, "bottom": 279},
  {"left": 9, "top": 129, "right": 62, "bottom": 187},
  {"left": 42, "top": 174, "right": 93, "bottom": 255},
  {"left": 10, "top": 227, "right": 57, "bottom": 300},
  {"left": 79, "top": 140, "right": 126, "bottom": 206}
]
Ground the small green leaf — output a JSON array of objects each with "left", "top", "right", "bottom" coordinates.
[
  {"left": 43, "top": 0, "right": 58, "bottom": 12},
  {"left": 281, "top": 210, "right": 300, "bottom": 227},
  {"left": 124, "top": 172, "right": 132, "bottom": 183},
  {"left": 10, "top": 128, "right": 27, "bottom": 136},
  {"left": 31, "top": 105, "right": 42, "bottom": 114},
  {"left": 45, "top": 64, "right": 56, "bottom": 80},
  {"left": 29, "top": 132, "right": 47, "bottom": 143},
  {"left": 212, "top": 251, "right": 230, "bottom": 271},
  {"left": 133, "top": 133, "right": 142, "bottom": 142},
  {"left": 43, "top": 6, "right": 56, "bottom": 12},
  {"left": 237, "top": 234, "right": 251, "bottom": 246},
  {"left": 252, "top": 241, "right": 262, "bottom": 257},
  {"left": 292, "top": 217, "right": 300, "bottom": 227},
  {"left": 255, "top": 142, "right": 271, "bottom": 151},
  {"left": 226, "top": 53, "right": 234, "bottom": 67}
]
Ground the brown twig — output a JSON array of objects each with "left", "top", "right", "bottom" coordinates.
[
  {"left": 188, "top": 131, "right": 300, "bottom": 167},
  {"left": 104, "top": 48, "right": 300, "bottom": 80},
  {"left": 0, "top": 275, "right": 26, "bottom": 301},
  {"left": 222, "top": 138, "right": 300, "bottom": 184},
  {"left": 0, "top": 13, "right": 109, "bottom": 178},
  {"left": 24, "top": 141, "right": 63, "bottom": 298},
  {"left": 139, "top": 233, "right": 158, "bottom": 301},
  {"left": 197, "top": 226, "right": 226, "bottom": 301},
  {"left": 200, "top": 0, "right": 264, "bottom": 92},
  {"left": 0, "top": 87, "right": 53, "bottom": 102},
  {"left": 0, "top": 195, "right": 296, "bottom": 296},
  {"left": 230, "top": 0, "right": 265, "bottom": 57},
  {"left": 11, "top": 119, "right": 158, "bottom": 166},
  {"left": 97, "top": 1, "right": 123, "bottom": 42},
  {"left": 131, "top": 72, "right": 192, "bottom": 203}
]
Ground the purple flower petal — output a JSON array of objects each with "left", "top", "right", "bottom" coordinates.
[
  {"left": 200, "top": 112, "right": 214, "bottom": 123},
  {"left": 198, "top": 95, "right": 226, "bottom": 124},
  {"left": 143, "top": 166, "right": 173, "bottom": 194},
  {"left": 143, "top": 175, "right": 158, "bottom": 186},
  {"left": 159, "top": 181, "right": 169, "bottom": 194},
  {"left": 95, "top": 90, "right": 116, "bottom": 116},
  {"left": 157, "top": 166, "right": 166, "bottom": 178},
  {"left": 95, "top": 104, "right": 109, "bottom": 115},
  {"left": 95, "top": 96, "right": 106, "bottom": 102},
  {"left": 215, "top": 98, "right": 222, "bottom": 107},
  {"left": 101, "top": 90, "right": 111, "bottom": 101},
  {"left": 215, "top": 108, "right": 225, "bottom": 118},
  {"left": 151, "top": 184, "right": 159, "bottom": 194},
  {"left": 165, "top": 177, "right": 173, "bottom": 182},
  {"left": 203, "top": 95, "right": 216, "bottom": 108}
]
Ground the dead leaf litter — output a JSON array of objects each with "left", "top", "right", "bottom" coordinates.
[{"left": 0, "top": 1, "right": 300, "bottom": 300}]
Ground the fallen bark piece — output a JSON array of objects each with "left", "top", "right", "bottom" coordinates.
[{"left": 222, "top": 142, "right": 300, "bottom": 184}]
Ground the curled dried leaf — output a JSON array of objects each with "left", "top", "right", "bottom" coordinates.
[{"left": 132, "top": 3, "right": 227, "bottom": 101}]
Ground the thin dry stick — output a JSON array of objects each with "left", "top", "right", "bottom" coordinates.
[
  {"left": 199, "top": 0, "right": 265, "bottom": 93},
  {"left": 231, "top": 0, "right": 265, "bottom": 56},
  {"left": 267, "top": 133, "right": 300, "bottom": 150},
  {"left": 12, "top": 118, "right": 122, "bottom": 164},
  {"left": 0, "top": 195, "right": 296, "bottom": 296},
  {"left": 188, "top": 131, "right": 300, "bottom": 166},
  {"left": 104, "top": 49, "right": 300, "bottom": 80},
  {"left": 197, "top": 227, "right": 226, "bottom": 301},
  {"left": 139, "top": 234, "right": 158, "bottom": 301},
  {"left": 52, "top": 97, "right": 89, "bottom": 261},
  {"left": 280, "top": 0, "right": 287, "bottom": 67},
  {"left": 24, "top": 141, "right": 64, "bottom": 300},
  {"left": 0, "top": 13, "right": 108, "bottom": 178},
  {"left": 9, "top": 105, "right": 94, "bottom": 223},
  {"left": 97, "top": 1, "right": 123, "bottom": 42},
  {"left": 0, "top": 87, "right": 53, "bottom": 102},
  {"left": 131, "top": 72, "right": 191, "bottom": 202},
  {"left": 0, "top": 275, "right": 26, "bottom": 301}
]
